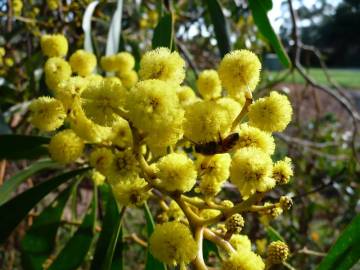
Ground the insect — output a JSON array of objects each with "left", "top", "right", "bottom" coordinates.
[{"left": 194, "top": 133, "right": 240, "bottom": 155}]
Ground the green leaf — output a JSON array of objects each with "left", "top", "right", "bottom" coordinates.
[
  {"left": 206, "top": 0, "right": 231, "bottom": 57},
  {"left": 48, "top": 190, "right": 97, "bottom": 270},
  {"left": 20, "top": 185, "right": 74, "bottom": 270},
  {"left": 144, "top": 202, "right": 167, "bottom": 270},
  {"left": 317, "top": 214, "right": 360, "bottom": 270},
  {"left": 0, "top": 159, "right": 60, "bottom": 205},
  {"left": 91, "top": 187, "right": 124, "bottom": 270},
  {"left": 266, "top": 226, "right": 285, "bottom": 242},
  {"left": 111, "top": 226, "right": 124, "bottom": 270},
  {"left": 0, "top": 112, "right": 11, "bottom": 134},
  {"left": 248, "top": 0, "right": 291, "bottom": 68},
  {"left": 0, "top": 167, "right": 89, "bottom": 243},
  {"left": 203, "top": 239, "right": 219, "bottom": 261},
  {"left": 152, "top": 13, "right": 173, "bottom": 50},
  {"left": 82, "top": 1, "right": 100, "bottom": 53},
  {"left": 105, "top": 0, "right": 123, "bottom": 56},
  {"left": 0, "top": 135, "right": 50, "bottom": 160}
]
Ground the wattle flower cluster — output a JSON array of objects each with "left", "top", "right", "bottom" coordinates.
[{"left": 29, "top": 33, "right": 294, "bottom": 270}]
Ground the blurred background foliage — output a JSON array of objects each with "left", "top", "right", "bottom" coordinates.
[{"left": 0, "top": 0, "right": 359, "bottom": 269}]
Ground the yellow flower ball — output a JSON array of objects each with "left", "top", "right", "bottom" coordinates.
[
  {"left": 230, "top": 234, "right": 252, "bottom": 252},
  {"left": 106, "top": 149, "right": 140, "bottom": 185},
  {"left": 12, "top": 0, "right": 23, "bottom": 15},
  {"left": 197, "top": 69, "right": 222, "bottom": 100},
  {"left": 89, "top": 147, "right": 114, "bottom": 175},
  {"left": 68, "top": 102, "right": 112, "bottom": 143},
  {"left": 176, "top": 86, "right": 197, "bottom": 106},
  {"left": 101, "top": 52, "right": 135, "bottom": 72},
  {"left": 112, "top": 177, "right": 150, "bottom": 206},
  {"left": 272, "top": 157, "right": 293, "bottom": 184},
  {"left": 230, "top": 147, "right": 275, "bottom": 199},
  {"left": 126, "top": 79, "right": 184, "bottom": 148},
  {"left": 139, "top": 47, "right": 185, "bottom": 84},
  {"left": 69, "top": 50, "right": 97, "bottom": 76},
  {"left": 44, "top": 57, "right": 72, "bottom": 91},
  {"left": 81, "top": 77, "right": 126, "bottom": 126},
  {"left": 41, "top": 34, "right": 68, "bottom": 58},
  {"left": 248, "top": 91, "right": 293, "bottom": 132},
  {"left": 29, "top": 97, "right": 66, "bottom": 132},
  {"left": 236, "top": 124, "right": 275, "bottom": 155},
  {"left": 55, "top": 76, "right": 88, "bottom": 111},
  {"left": 47, "top": 0, "right": 59, "bottom": 10},
  {"left": 267, "top": 241, "right": 289, "bottom": 264},
  {"left": 110, "top": 117, "right": 133, "bottom": 149},
  {"left": 184, "top": 99, "right": 239, "bottom": 143},
  {"left": 196, "top": 154, "right": 231, "bottom": 197},
  {"left": 155, "top": 153, "right": 197, "bottom": 193},
  {"left": 48, "top": 129, "right": 84, "bottom": 164},
  {"left": 149, "top": 221, "right": 197, "bottom": 265},
  {"left": 116, "top": 69, "right": 138, "bottom": 89},
  {"left": 218, "top": 50, "right": 261, "bottom": 98},
  {"left": 91, "top": 170, "right": 106, "bottom": 186},
  {"left": 222, "top": 249, "right": 265, "bottom": 270}
]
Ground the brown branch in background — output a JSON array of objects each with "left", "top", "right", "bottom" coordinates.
[
  {"left": 177, "top": 39, "right": 200, "bottom": 77},
  {"left": 0, "top": 160, "right": 7, "bottom": 186},
  {"left": 287, "top": 0, "right": 360, "bottom": 163}
]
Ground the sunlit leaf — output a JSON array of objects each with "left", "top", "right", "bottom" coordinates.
[
  {"left": 20, "top": 185, "right": 74, "bottom": 270},
  {"left": 248, "top": 0, "right": 291, "bottom": 68},
  {"left": 317, "top": 214, "right": 360, "bottom": 270},
  {"left": 0, "top": 159, "right": 60, "bottom": 205},
  {"left": 0, "top": 135, "right": 50, "bottom": 160},
  {"left": 206, "top": 0, "right": 231, "bottom": 57},
  {"left": 0, "top": 168, "right": 89, "bottom": 243},
  {"left": 48, "top": 190, "right": 97, "bottom": 270},
  {"left": 144, "top": 203, "right": 167, "bottom": 270}
]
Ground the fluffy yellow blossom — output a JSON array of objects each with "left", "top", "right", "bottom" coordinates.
[
  {"left": 267, "top": 241, "right": 289, "bottom": 264},
  {"left": 139, "top": 47, "right": 185, "bottom": 84},
  {"left": 126, "top": 80, "right": 184, "bottom": 147},
  {"left": 230, "top": 147, "right": 275, "bottom": 199},
  {"left": 272, "top": 157, "right": 293, "bottom": 184},
  {"left": 222, "top": 249, "right": 265, "bottom": 270},
  {"left": 112, "top": 177, "right": 150, "bottom": 206},
  {"left": 101, "top": 52, "right": 135, "bottom": 72},
  {"left": 230, "top": 234, "right": 252, "bottom": 252},
  {"left": 197, "top": 69, "right": 222, "bottom": 100},
  {"left": 197, "top": 154, "right": 231, "bottom": 197},
  {"left": 29, "top": 97, "right": 66, "bottom": 132},
  {"left": 69, "top": 50, "right": 97, "bottom": 76},
  {"left": 149, "top": 221, "right": 197, "bottom": 265},
  {"left": 176, "top": 86, "right": 197, "bottom": 106},
  {"left": 81, "top": 77, "right": 126, "bottom": 126},
  {"left": 236, "top": 124, "right": 275, "bottom": 155},
  {"left": 68, "top": 102, "right": 112, "bottom": 143},
  {"left": 12, "top": 0, "right": 23, "bottom": 15},
  {"left": 106, "top": 149, "right": 140, "bottom": 185},
  {"left": 116, "top": 69, "right": 138, "bottom": 88},
  {"left": 41, "top": 34, "right": 68, "bottom": 58},
  {"left": 91, "top": 170, "right": 106, "bottom": 186},
  {"left": 55, "top": 76, "right": 88, "bottom": 111},
  {"left": 248, "top": 91, "right": 292, "bottom": 132},
  {"left": 47, "top": 0, "right": 59, "bottom": 10},
  {"left": 184, "top": 99, "right": 239, "bottom": 143},
  {"left": 44, "top": 57, "right": 72, "bottom": 90},
  {"left": 218, "top": 50, "right": 261, "bottom": 98},
  {"left": 48, "top": 129, "right": 84, "bottom": 164},
  {"left": 110, "top": 118, "right": 133, "bottom": 149},
  {"left": 89, "top": 147, "right": 114, "bottom": 175},
  {"left": 155, "top": 153, "right": 197, "bottom": 193}
]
